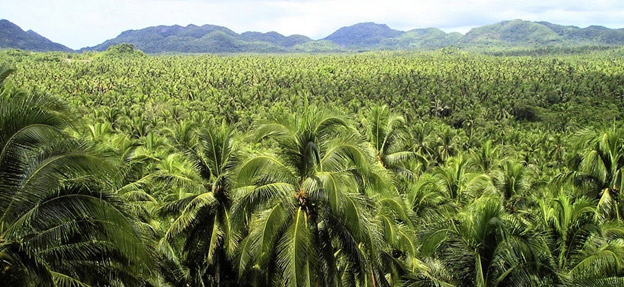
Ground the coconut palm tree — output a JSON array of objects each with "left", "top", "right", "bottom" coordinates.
[
  {"left": 433, "top": 155, "right": 494, "bottom": 205},
  {"left": 537, "top": 187, "right": 624, "bottom": 284},
  {"left": 493, "top": 160, "right": 531, "bottom": 212},
  {"left": 362, "top": 105, "right": 419, "bottom": 180},
  {"left": 471, "top": 140, "right": 499, "bottom": 174},
  {"left": 547, "top": 133, "right": 566, "bottom": 169},
  {"left": 162, "top": 119, "right": 199, "bottom": 152},
  {"left": 427, "top": 197, "right": 554, "bottom": 286},
  {"left": 434, "top": 127, "right": 460, "bottom": 164},
  {"left": 0, "top": 69, "right": 152, "bottom": 286},
  {"left": 410, "top": 122, "right": 434, "bottom": 162},
  {"left": 406, "top": 174, "right": 456, "bottom": 220},
  {"left": 573, "top": 127, "right": 623, "bottom": 195},
  {"left": 160, "top": 121, "right": 239, "bottom": 286},
  {"left": 566, "top": 127, "right": 624, "bottom": 221},
  {"left": 233, "top": 107, "right": 389, "bottom": 287},
  {"left": 565, "top": 222, "right": 624, "bottom": 285}
]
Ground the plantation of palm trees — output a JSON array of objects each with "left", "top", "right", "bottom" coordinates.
[{"left": 1, "top": 48, "right": 624, "bottom": 286}]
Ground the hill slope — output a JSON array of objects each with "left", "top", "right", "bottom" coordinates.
[
  {"left": 328, "top": 20, "right": 624, "bottom": 50},
  {"left": 323, "top": 22, "right": 404, "bottom": 48},
  {"left": 462, "top": 19, "right": 624, "bottom": 46},
  {"left": 382, "top": 28, "right": 463, "bottom": 49},
  {"left": 81, "top": 24, "right": 312, "bottom": 53},
  {"left": 4, "top": 18, "right": 624, "bottom": 54},
  {"left": 0, "top": 19, "right": 73, "bottom": 52}
]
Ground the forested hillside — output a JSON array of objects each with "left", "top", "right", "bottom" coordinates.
[
  {"left": 80, "top": 19, "right": 624, "bottom": 53},
  {"left": 2, "top": 18, "right": 619, "bottom": 53},
  {"left": 0, "top": 19, "right": 73, "bottom": 52},
  {"left": 0, "top": 47, "right": 623, "bottom": 286}
]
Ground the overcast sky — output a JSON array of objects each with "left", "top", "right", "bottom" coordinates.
[{"left": 1, "top": 0, "right": 624, "bottom": 50}]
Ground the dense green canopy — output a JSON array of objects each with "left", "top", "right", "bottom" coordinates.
[{"left": 0, "top": 48, "right": 623, "bottom": 286}]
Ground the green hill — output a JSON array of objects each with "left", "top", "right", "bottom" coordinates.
[
  {"left": 240, "top": 31, "right": 311, "bottom": 47},
  {"left": 73, "top": 20, "right": 624, "bottom": 53},
  {"left": 382, "top": 28, "right": 462, "bottom": 49},
  {"left": 0, "top": 19, "right": 73, "bottom": 52},
  {"left": 323, "top": 22, "right": 404, "bottom": 48},
  {"left": 462, "top": 19, "right": 624, "bottom": 47},
  {"left": 4, "top": 18, "right": 624, "bottom": 54},
  {"left": 81, "top": 24, "right": 308, "bottom": 53}
]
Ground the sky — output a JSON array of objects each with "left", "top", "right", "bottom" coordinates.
[{"left": 1, "top": 0, "right": 624, "bottom": 50}]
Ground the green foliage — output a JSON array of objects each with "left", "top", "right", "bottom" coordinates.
[
  {"left": 5, "top": 18, "right": 624, "bottom": 54},
  {"left": 102, "top": 43, "right": 146, "bottom": 58},
  {"left": 0, "top": 67, "right": 153, "bottom": 286},
  {"left": 1, "top": 50, "right": 624, "bottom": 286},
  {"left": 324, "top": 22, "right": 404, "bottom": 48}
]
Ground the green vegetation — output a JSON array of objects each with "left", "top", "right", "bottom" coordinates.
[
  {"left": 81, "top": 20, "right": 624, "bottom": 53},
  {"left": 1, "top": 48, "right": 624, "bottom": 286},
  {"left": 324, "top": 22, "right": 404, "bottom": 48},
  {"left": 0, "top": 20, "right": 73, "bottom": 52},
  {"left": 4, "top": 18, "right": 624, "bottom": 54}
]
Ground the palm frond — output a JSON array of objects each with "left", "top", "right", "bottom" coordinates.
[{"left": 277, "top": 207, "right": 313, "bottom": 287}]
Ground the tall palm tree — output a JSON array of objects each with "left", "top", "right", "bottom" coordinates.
[
  {"left": 0, "top": 69, "right": 152, "bottom": 286},
  {"left": 572, "top": 127, "right": 623, "bottom": 195},
  {"left": 160, "top": 121, "right": 239, "bottom": 286},
  {"left": 536, "top": 186, "right": 624, "bottom": 284},
  {"left": 434, "top": 127, "right": 459, "bottom": 164},
  {"left": 493, "top": 160, "right": 531, "bottom": 212},
  {"left": 406, "top": 174, "right": 456, "bottom": 220},
  {"left": 162, "top": 119, "right": 199, "bottom": 152},
  {"left": 410, "top": 122, "right": 434, "bottom": 162},
  {"left": 547, "top": 133, "right": 566, "bottom": 169},
  {"left": 566, "top": 127, "right": 624, "bottom": 221},
  {"left": 428, "top": 197, "right": 554, "bottom": 286},
  {"left": 433, "top": 155, "right": 494, "bottom": 205},
  {"left": 234, "top": 107, "right": 388, "bottom": 287},
  {"left": 471, "top": 140, "right": 498, "bottom": 174},
  {"left": 362, "top": 105, "right": 418, "bottom": 180},
  {"left": 564, "top": 222, "right": 624, "bottom": 285}
]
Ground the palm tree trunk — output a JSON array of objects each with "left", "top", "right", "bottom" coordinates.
[
  {"left": 215, "top": 258, "right": 221, "bottom": 287},
  {"left": 370, "top": 270, "right": 377, "bottom": 287}
]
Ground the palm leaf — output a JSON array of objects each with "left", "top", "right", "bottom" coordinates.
[{"left": 277, "top": 207, "right": 312, "bottom": 287}]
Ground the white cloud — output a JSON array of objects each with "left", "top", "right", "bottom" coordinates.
[{"left": 1, "top": 0, "right": 624, "bottom": 49}]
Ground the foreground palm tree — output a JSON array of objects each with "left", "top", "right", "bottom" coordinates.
[
  {"left": 234, "top": 107, "right": 388, "bottom": 286},
  {"left": 572, "top": 128, "right": 622, "bottom": 191},
  {"left": 567, "top": 127, "right": 624, "bottom": 221},
  {"left": 161, "top": 121, "right": 239, "bottom": 286},
  {"left": 426, "top": 197, "right": 554, "bottom": 286},
  {"left": 0, "top": 69, "right": 152, "bottom": 286},
  {"left": 537, "top": 187, "right": 624, "bottom": 285}
]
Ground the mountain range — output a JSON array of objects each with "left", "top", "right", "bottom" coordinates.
[{"left": 2, "top": 19, "right": 624, "bottom": 53}]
